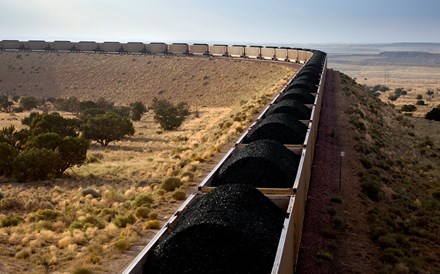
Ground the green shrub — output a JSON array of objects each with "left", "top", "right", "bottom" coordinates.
[
  {"left": 377, "top": 234, "right": 398, "bottom": 249},
  {"left": 316, "top": 250, "right": 333, "bottom": 261},
  {"left": 361, "top": 173, "right": 382, "bottom": 201},
  {"left": 425, "top": 107, "right": 440, "bottom": 121},
  {"left": 114, "top": 214, "right": 135, "bottom": 228},
  {"left": 172, "top": 189, "right": 186, "bottom": 200},
  {"left": 161, "top": 177, "right": 182, "bottom": 192},
  {"left": 416, "top": 94, "right": 423, "bottom": 99},
  {"left": 0, "top": 197, "right": 23, "bottom": 210},
  {"left": 0, "top": 142, "right": 18, "bottom": 176},
  {"left": 114, "top": 238, "right": 130, "bottom": 252},
  {"left": 99, "top": 208, "right": 118, "bottom": 222},
  {"left": 81, "top": 188, "right": 101, "bottom": 198},
  {"left": 31, "top": 209, "right": 59, "bottom": 221},
  {"left": 132, "top": 194, "right": 153, "bottom": 208},
  {"left": 148, "top": 212, "right": 158, "bottom": 219},
  {"left": 0, "top": 215, "right": 24, "bottom": 227},
  {"left": 69, "top": 216, "right": 104, "bottom": 231},
  {"left": 12, "top": 147, "right": 60, "bottom": 182},
  {"left": 143, "top": 220, "right": 161, "bottom": 229},
  {"left": 400, "top": 105, "right": 416, "bottom": 112},
  {"left": 134, "top": 207, "right": 151, "bottom": 219},
  {"left": 71, "top": 267, "right": 94, "bottom": 274},
  {"left": 359, "top": 157, "right": 373, "bottom": 169},
  {"left": 415, "top": 100, "right": 425, "bottom": 106},
  {"left": 150, "top": 98, "right": 190, "bottom": 130},
  {"left": 19, "top": 96, "right": 38, "bottom": 110},
  {"left": 380, "top": 248, "right": 404, "bottom": 265}
]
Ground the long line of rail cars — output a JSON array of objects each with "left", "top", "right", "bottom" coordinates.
[
  {"left": 122, "top": 49, "right": 327, "bottom": 273},
  {"left": 0, "top": 40, "right": 313, "bottom": 63},
  {"left": 0, "top": 38, "right": 326, "bottom": 272}
]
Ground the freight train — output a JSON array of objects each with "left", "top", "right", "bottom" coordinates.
[
  {"left": 0, "top": 40, "right": 314, "bottom": 63},
  {"left": 121, "top": 47, "right": 327, "bottom": 273},
  {"left": 0, "top": 39, "right": 326, "bottom": 273}
]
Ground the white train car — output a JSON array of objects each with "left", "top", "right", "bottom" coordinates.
[
  {"left": 147, "top": 42, "right": 167, "bottom": 54},
  {"left": 287, "top": 49, "right": 299, "bottom": 63},
  {"left": 298, "top": 50, "right": 308, "bottom": 63},
  {"left": 168, "top": 43, "right": 189, "bottom": 55},
  {"left": 246, "top": 46, "right": 262, "bottom": 59},
  {"left": 209, "top": 44, "right": 228, "bottom": 57},
  {"left": 228, "top": 45, "right": 246, "bottom": 58},
  {"left": 123, "top": 42, "right": 146, "bottom": 54},
  {"left": 189, "top": 44, "right": 209, "bottom": 55},
  {"left": 275, "top": 47, "right": 289, "bottom": 61},
  {"left": 261, "top": 46, "right": 277, "bottom": 60}
]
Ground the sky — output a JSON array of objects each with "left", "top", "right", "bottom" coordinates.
[{"left": 1, "top": 0, "right": 440, "bottom": 45}]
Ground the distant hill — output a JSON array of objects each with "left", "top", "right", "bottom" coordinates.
[{"left": 330, "top": 51, "right": 440, "bottom": 67}]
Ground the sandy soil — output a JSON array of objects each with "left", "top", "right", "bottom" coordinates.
[{"left": 0, "top": 51, "right": 293, "bottom": 107}]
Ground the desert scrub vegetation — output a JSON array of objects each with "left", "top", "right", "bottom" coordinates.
[
  {"left": 341, "top": 72, "right": 440, "bottom": 272},
  {"left": 0, "top": 53, "right": 295, "bottom": 273}
]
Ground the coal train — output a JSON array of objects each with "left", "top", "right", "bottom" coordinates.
[
  {"left": 0, "top": 40, "right": 314, "bottom": 63},
  {"left": 121, "top": 47, "right": 327, "bottom": 273},
  {"left": 0, "top": 39, "right": 327, "bottom": 272}
]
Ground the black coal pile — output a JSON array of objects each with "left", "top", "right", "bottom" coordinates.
[
  {"left": 266, "top": 99, "right": 311, "bottom": 120},
  {"left": 212, "top": 139, "right": 300, "bottom": 188},
  {"left": 244, "top": 113, "right": 307, "bottom": 144},
  {"left": 142, "top": 184, "right": 285, "bottom": 274},
  {"left": 288, "top": 80, "right": 317, "bottom": 93},
  {"left": 276, "top": 88, "right": 316, "bottom": 104}
]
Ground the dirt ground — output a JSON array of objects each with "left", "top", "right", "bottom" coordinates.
[{"left": 296, "top": 69, "right": 379, "bottom": 273}]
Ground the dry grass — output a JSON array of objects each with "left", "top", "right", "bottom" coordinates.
[{"left": 0, "top": 52, "right": 296, "bottom": 273}]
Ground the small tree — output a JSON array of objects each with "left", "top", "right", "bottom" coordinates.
[
  {"left": 130, "top": 101, "right": 148, "bottom": 121},
  {"left": 12, "top": 147, "right": 60, "bottom": 182},
  {"left": 151, "top": 98, "right": 190, "bottom": 130},
  {"left": 54, "top": 96, "right": 81, "bottom": 114},
  {"left": 425, "top": 107, "right": 440, "bottom": 121},
  {"left": 0, "top": 142, "right": 18, "bottom": 176},
  {"left": 55, "top": 136, "right": 89, "bottom": 174},
  {"left": 400, "top": 105, "right": 416, "bottom": 112},
  {"left": 81, "top": 112, "right": 135, "bottom": 146},
  {"left": 0, "top": 125, "right": 30, "bottom": 149},
  {"left": 416, "top": 94, "right": 423, "bottom": 100},
  {"left": 0, "top": 95, "right": 13, "bottom": 113},
  {"left": 22, "top": 112, "right": 79, "bottom": 137},
  {"left": 19, "top": 96, "right": 38, "bottom": 110},
  {"left": 416, "top": 100, "right": 425, "bottom": 106}
]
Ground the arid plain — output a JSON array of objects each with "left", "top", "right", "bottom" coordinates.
[{"left": 0, "top": 51, "right": 296, "bottom": 273}]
